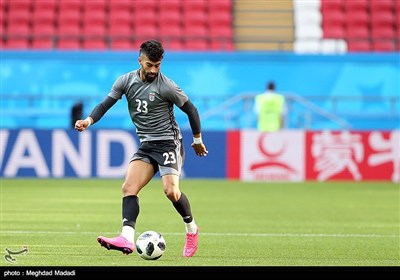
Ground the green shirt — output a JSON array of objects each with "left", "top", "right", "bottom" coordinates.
[{"left": 255, "top": 92, "right": 285, "bottom": 131}]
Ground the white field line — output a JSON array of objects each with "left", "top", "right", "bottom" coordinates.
[{"left": 0, "top": 231, "right": 398, "bottom": 238}]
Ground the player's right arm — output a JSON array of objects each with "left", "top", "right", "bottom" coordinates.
[{"left": 74, "top": 96, "right": 118, "bottom": 132}]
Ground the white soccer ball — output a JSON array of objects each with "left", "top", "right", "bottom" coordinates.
[{"left": 136, "top": 230, "right": 166, "bottom": 260}]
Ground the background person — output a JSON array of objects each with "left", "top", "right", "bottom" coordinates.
[{"left": 254, "top": 81, "right": 287, "bottom": 131}]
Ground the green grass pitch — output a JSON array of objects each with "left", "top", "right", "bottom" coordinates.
[{"left": 1, "top": 179, "right": 399, "bottom": 268}]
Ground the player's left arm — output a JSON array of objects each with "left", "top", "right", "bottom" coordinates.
[{"left": 179, "top": 100, "right": 208, "bottom": 157}]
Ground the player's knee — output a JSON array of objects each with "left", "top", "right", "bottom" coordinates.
[
  {"left": 164, "top": 189, "right": 180, "bottom": 202},
  {"left": 122, "top": 181, "right": 138, "bottom": 196}
]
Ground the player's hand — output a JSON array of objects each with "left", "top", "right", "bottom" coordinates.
[
  {"left": 74, "top": 118, "right": 91, "bottom": 132},
  {"left": 191, "top": 142, "right": 208, "bottom": 157}
]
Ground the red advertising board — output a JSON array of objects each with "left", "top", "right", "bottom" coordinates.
[{"left": 227, "top": 130, "right": 399, "bottom": 182}]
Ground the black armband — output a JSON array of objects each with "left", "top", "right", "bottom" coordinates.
[
  {"left": 89, "top": 96, "right": 118, "bottom": 124},
  {"left": 180, "top": 100, "right": 201, "bottom": 134}
]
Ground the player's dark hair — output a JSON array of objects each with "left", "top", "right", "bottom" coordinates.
[{"left": 139, "top": 40, "right": 164, "bottom": 62}]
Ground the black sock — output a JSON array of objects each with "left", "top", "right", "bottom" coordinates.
[
  {"left": 172, "top": 192, "right": 193, "bottom": 223},
  {"left": 122, "top": 195, "right": 139, "bottom": 228}
]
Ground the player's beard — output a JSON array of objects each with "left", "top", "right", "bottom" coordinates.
[{"left": 141, "top": 68, "right": 158, "bottom": 83}]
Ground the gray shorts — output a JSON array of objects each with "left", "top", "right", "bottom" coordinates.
[{"left": 131, "top": 139, "right": 185, "bottom": 176}]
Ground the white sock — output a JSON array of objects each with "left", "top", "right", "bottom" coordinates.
[
  {"left": 185, "top": 220, "right": 198, "bottom": 234},
  {"left": 121, "top": 226, "right": 135, "bottom": 243}
]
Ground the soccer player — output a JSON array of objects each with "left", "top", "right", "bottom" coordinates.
[{"left": 74, "top": 40, "right": 208, "bottom": 258}]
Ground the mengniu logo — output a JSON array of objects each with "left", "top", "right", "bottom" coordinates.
[{"left": 250, "top": 133, "right": 297, "bottom": 173}]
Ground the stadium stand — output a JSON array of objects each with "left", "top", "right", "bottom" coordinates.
[
  {"left": 1, "top": 0, "right": 235, "bottom": 51},
  {"left": 0, "top": 0, "right": 398, "bottom": 131}
]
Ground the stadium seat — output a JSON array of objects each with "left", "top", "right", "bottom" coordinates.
[
  {"left": 82, "top": 0, "right": 107, "bottom": 14},
  {"left": 108, "top": 10, "right": 131, "bottom": 32},
  {"left": 208, "top": 11, "right": 232, "bottom": 29},
  {"left": 82, "top": 39, "right": 107, "bottom": 50},
  {"left": 5, "top": 38, "right": 30, "bottom": 49},
  {"left": 57, "top": 39, "right": 81, "bottom": 50},
  {"left": 6, "top": 21, "right": 31, "bottom": 37},
  {"left": 132, "top": 0, "right": 157, "bottom": 12},
  {"left": 58, "top": 0, "right": 81, "bottom": 13},
  {"left": 344, "top": 0, "right": 368, "bottom": 13},
  {"left": 159, "top": 0, "right": 181, "bottom": 14},
  {"left": 7, "top": 0, "right": 32, "bottom": 11},
  {"left": 184, "top": 39, "right": 209, "bottom": 51},
  {"left": 162, "top": 39, "right": 184, "bottom": 51},
  {"left": 183, "top": 23, "right": 208, "bottom": 40},
  {"left": 182, "top": 0, "right": 207, "bottom": 13},
  {"left": 158, "top": 10, "right": 181, "bottom": 28},
  {"left": 159, "top": 23, "right": 182, "bottom": 39},
  {"left": 346, "top": 25, "right": 370, "bottom": 40},
  {"left": 132, "top": 25, "right": 159, "bottom": 42},
  {"left": 32, "top": 0, "right": 58, "bottom": 11},
  {"left": 369, "top": 0, "right": 394, "bottom": 14},
  {"left": 108, "top": 23, "right": 132, "bottom": 37},
  {"left": 370, "top": 10, "right": 395, "bottom": 28},
  {"left": 320, "top": 0, "right": 343, "bottom": 14},
  {"left": 323, "top": 23, "right": 346, "bottom": 39},
  {"left": 32, "top": 22, "right": 56, "bottom": 38},
  {"left": 31, "top": 38, "right": 54, "bottom": 49},
  {"left": 210, "top": 39, "right": 234, "bottom": 51},
  {"left": 57, "top": 23, "right": 81, "bottom": 38},
  {"left": 371, "top": 25, "right": 396, "bottom": 39},
  {"left": 372, "top": 40, "right": 396, "bottom": 52},
  {"left": 132, "top": 10, "right": 158, "bottom": 28},
  {"left": 57, "top": 9, "right": 81, "bottom": 28},
  {"left": 110, "top": 39, "right": 133, "bottom": 50},
  {"left": 208, "top": 0, "right": 232, "bottom": 13},
  {"left": 347, "top": 39, "right": 371, "bottom": 52}
]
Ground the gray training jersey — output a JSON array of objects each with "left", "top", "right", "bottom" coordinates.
[{"left": 108, "top": 69, "right": 189, "bottom": 142}]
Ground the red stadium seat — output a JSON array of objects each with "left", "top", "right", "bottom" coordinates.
[
  {"left": 369, "top": 0, "right": 394, "bottom": 14},
  {"left": 208, "top": 11, "right": 232, "bottom": 28},
  {"left": 132, "top": 10, "right": 158, "bottom": 28},
  {"left": 183, "top": 23, "right": 208, "bottom": 39},
  {"left": 162, "top": 39, "right": 184, "bottom": 51},
  {"left": 82, "top": 39, "right": 107, "bottom": 50},
  {"left": 323, "top": 23, "right": 346, "bottom": 39},
  {"left": 158, "top": 10, "right": 181, "bottom": 28},
  {"left": 159, "top": 0, "right": 181, "bottom": 14},
  {"left": 110, "top": 39, "right": 133, "bottom": 50},
  {"left": 31, "top": 38, "right": 54, "bottom": 49},
  {"left": 184, "top": 39, "right": 209, "bottom": 51},
  {"left": 132, "top": 0, "right": 157, "bottom": 12},
  {"left": 82, "top": 0, "right": 107, "bottom": 14},
  {"left": 132, "top": 25, "right": 159, "bottom": 42},
  {"left": 372, "top": 40, "right": 396, "bottom": 52},
  {"left": 108, "top": 23, "right": 132, "bottom": 37},
  {"left": 58, "top": 0, "right": 81, "bottom": 13},
  {"left": 321, "top": 0, "right": 343, "bottom": 14},
  {"left": 346, "top": 25, "right": 370, "bottom": 39},
  {"left": 371, "top": 25, "right": 396, "bottom": 39},
  {"left": 82, "top": 23, "right": 107, "bottom": 37},
  {"left": 57, "top": 39, "right": 81, "bottom": 50},
  {"left": 57, "top": 23, "right": 81, "bottom": 37},
  {"left": 32, "top": 0, "right": 58, "bottom": 11},
  {"left": 344, "top": 0, "right": 368, "bottom": 13},
  {"left": 32, "top": 22, "right": 56, "bottom": 37},
  {"left": 208, "top": 0, "right": 232, "bottom": 13},
  {"left": 5, "top": 38, "right": 30, "bottom": 49},
  {"left": 182, "top": 0, "right": 207, "bottom": 13},
  {"left": 210, "top": 39, "right": 234, "bottom": 51},
  {"left": 347, "top": 39, "right": 371, "bottom": 52},
  {"left": 6, "top": 21, "right": 31, "bottom": 36},
  {"left": 7, "top": 0, "right": 32, "bottom": 11}
]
